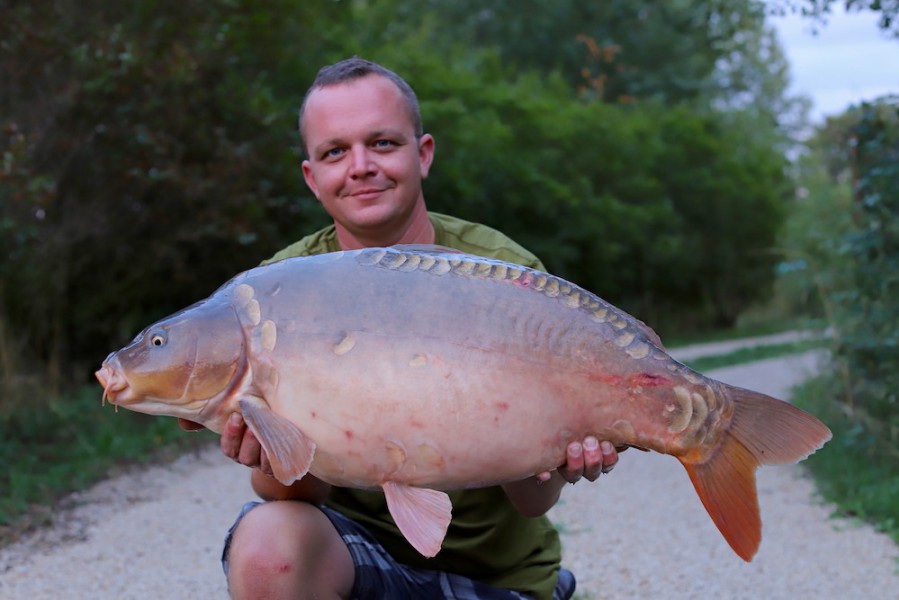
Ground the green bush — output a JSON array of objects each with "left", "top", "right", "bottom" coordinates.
[
  {"left": 784, "top": 97, "right": 899, "bottom": 540},
  {"left": 0, "top": 386, "right": 214, "bottom": 533},
  {"left": 835, "top": 99, "right": 899, "bottom": 445}
]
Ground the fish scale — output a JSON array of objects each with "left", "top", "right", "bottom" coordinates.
[
  {"left": 360, "top": 246, "right": 653, "bottom": 355},
  {"left": 95, "top": 245, "right": 831, "bottom": 561}
]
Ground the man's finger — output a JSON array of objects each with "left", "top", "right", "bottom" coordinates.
[
  {"left": 581, "top": 437, "right": 603, "bottom": 481},
  {"left": 600, "top": 440, "right": 618, "bottom": 474},
  {"left": 220, "top": 413, "right": 245, "bottom": 460},
  {"left": 237, "top": 425, "right": 263, "bottom": 468},
  {"left": 561, "top": 441, "right": 584, "bottom": 484},
  {"left": 259, "top": 448, "right": 273, "bottom": 477}
]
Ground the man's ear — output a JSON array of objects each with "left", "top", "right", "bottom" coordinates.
[
  {"left": 301, "top": 160, "right": 321, "bottom": 199},
  {"left": 418, "top": 134, "right": 435, "bottom": 179}
]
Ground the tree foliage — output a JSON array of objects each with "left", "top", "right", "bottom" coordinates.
[
  {"left": 838, "top": 100, "right": 899, "bottom": 434},
  {"left": 783, "top": 96, "right": 899, "bottom": 460},
  {"left": 770, "top": 0, "right": 899, "bottom": 37},
  {"left": 1, "top": 0, "right": 794, "bottom": 399},
  {"left": 1, "top": 0, "right": 329, "bottom": 383}
]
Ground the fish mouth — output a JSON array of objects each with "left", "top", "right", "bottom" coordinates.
[{"left": 95, "top": 357, "right": 131, "bottom": 407}]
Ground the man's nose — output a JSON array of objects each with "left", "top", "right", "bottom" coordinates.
[{"left": 349, "top": 146, "right": 376, "bottom": 178}]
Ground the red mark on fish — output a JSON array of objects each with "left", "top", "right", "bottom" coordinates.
[{"left": 629, "top": 373, "right": 672, "bottom": 388}]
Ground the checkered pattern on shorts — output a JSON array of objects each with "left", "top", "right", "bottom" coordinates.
[{"left": 222, "top": 501, "right": 576, "bottom": 600}]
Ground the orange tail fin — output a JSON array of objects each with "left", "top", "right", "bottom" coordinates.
[{"left": 680, "top": 386, "right": 832, "bottom": 561}]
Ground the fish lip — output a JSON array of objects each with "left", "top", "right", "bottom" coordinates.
[{"left": 95, "top": 360, "right": 131, "bottom": 405}]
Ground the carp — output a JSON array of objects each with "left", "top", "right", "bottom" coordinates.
[{"left": 95, "top": 246, "right": 831, "bottom": 560}]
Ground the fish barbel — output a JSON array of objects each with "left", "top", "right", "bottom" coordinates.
[{"left": 95, "top": 245, "right": 831, "bottom": 560}]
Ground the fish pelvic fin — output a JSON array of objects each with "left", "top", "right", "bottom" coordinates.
[
  {"left": 239, "top": 396, "right": 316, "bottom": 486},
  {"left": 680, "top": 386, "right": 831, "bottom": 562},
  {"left": 382, "top": 482, "right": 452, "bottom": 558}
]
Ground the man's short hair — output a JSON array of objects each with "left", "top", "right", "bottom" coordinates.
[{"left": 298, "top": 57, "right": 423, "bottom": 155}]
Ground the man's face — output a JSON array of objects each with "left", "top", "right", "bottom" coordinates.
[{"left": 300, "top": 75, "right": 434, "bottom": 243}]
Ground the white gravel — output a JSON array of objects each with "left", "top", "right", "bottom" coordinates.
[
  {"left": 0, "top": 447, "right": 251, "bottom": 599},
  {"left": 0, "top": 344, "right": 896, "bottom": 599},
  {"left": 551, "top": 351, "right": 898, "bottom": 599}
]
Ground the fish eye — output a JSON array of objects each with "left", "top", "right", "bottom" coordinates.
[{"left": 149, "top": 333, "right": 167, "bottom": 347}]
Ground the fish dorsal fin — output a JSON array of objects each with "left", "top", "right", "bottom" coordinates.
[
  {"left": 382, "top": 481, "right": 452, "bottom": 558},
  {"left": 390, "top": 244, "right": 463, "bottom": 255},
  {"left": 633, "top": 317, "right": 665, "bottom": 350},
  {"left": 239, "top": 396, "right": 315, "bottom": 486}
]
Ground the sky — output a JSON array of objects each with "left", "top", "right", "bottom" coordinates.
[{"left": 770, "top": 7, "right": 899, "bottom": 123}]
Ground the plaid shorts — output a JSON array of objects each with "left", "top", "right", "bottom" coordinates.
[{"left": 223, "top": 501, "right": 576, "bottom": 600}]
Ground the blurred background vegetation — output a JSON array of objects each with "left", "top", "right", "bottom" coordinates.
[{"left": 1, "top": 0, "right": 896, "bottom": 542}]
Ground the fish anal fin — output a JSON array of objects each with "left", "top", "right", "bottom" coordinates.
[
  {"left": 239, "top": 397, "right": 315, "bottom": 486},
  {"left": 382, "top": 482, "right": 452, "bottom": 558},
  {"left": 681, "top": 435, "right": 761, "bottom": 562}
]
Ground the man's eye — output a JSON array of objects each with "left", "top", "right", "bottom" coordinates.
[
  {"left": 323, "top": 148, "right": 344, "bottom": 159},
  {"left": 373, "top": 139, "right": 395, "bottom": 149}
]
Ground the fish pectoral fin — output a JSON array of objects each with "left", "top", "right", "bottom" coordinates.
[
  {"left": 382, "top": 482, "right": 452, "bottom": 558},
  {"left": 238, "top": 397, "right": 315, "bottom": 486}
]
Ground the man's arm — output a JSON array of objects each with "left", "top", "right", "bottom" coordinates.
[
  {"left": 502, "top": 437, "right": 619, "bottom": 517},
  {"left": 218, "top": 413, "right": 331, "bottom": 504},
  {"left": 249, "top": 469, "right": 331, "bottom": 503}
]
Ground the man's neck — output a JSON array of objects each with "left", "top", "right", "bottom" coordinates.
[{"left": 335, "top": 201, "right": 435, "bottom": 250}]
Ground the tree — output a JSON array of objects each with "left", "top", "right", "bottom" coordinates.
[
  {"left": 0, "top": 0, "right": 345, "bottom": 379},
  {"left": 347, "top": 0, "right": 777, "bottom": 106},
  {"left": 1, "top": 0, "right": 798, "bottom": 392},
  {"left": 769, "top": 0, "right": 899, "bottom": 37}
]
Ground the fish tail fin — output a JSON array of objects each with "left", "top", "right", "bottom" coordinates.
[{"left": 680, "top": 386, "right": 831, "bottom": 562}]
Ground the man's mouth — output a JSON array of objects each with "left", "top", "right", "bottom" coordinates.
[{"left": 349, "top": 188, "right": 387, "bottom": 200}]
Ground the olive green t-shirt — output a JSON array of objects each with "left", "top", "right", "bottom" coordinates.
[{"left": 263, "top": 212, "right": 561, "bottom": 600}]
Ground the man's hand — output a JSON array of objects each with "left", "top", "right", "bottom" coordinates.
[
  {"left": 536, "top": 436, "right": 622, "bottom": 483},
  {"left": 218, "top": 413, "right": 274, "bottom": 476},
  {"left": 558, "top": 437, "right": 621, "bottom": 483},
  {"left": 503, "top": 436, "right": 622, "bottom": 516},
  {"left": 178, "top": 415, "right": 272, "bottom": 474}
]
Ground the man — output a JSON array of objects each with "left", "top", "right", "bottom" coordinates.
[{"left": 209, "top": 58, "right": 621, "bottom": 600}]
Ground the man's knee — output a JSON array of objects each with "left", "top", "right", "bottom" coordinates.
[{"left": 227, "top": 501, "right": 353, "bottom": 599}]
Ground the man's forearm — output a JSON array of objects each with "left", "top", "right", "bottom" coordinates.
[
  {"left": 251, "top": 469, "right": 332, "bottom": 504},
  {"left": 501, "top": 474, "right": 566, "bottom": 517}
]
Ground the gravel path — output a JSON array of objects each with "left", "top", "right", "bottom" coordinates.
[
  {"left": 0, "top": 343, "right": 895, "bottom": 599},
  {"left": 550, "top": 350, "right": 897, "bottom": 599}
]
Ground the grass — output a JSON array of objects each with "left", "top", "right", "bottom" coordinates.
[
  {"left": 792, "top": 377, "right": 899, "bottom": 548},
  {"left": 664, "top": 317, "right": 815, "bottom": 349},
  {"left": 682, "top": 337, "right": 829, "bottom": 372},
  {"left": 0, "top": 385, "right": 215, "bottom": 545}
]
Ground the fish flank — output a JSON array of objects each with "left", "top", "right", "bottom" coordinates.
[{"left": 358, "top": 247, "right": 654, "bottom": 358}]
